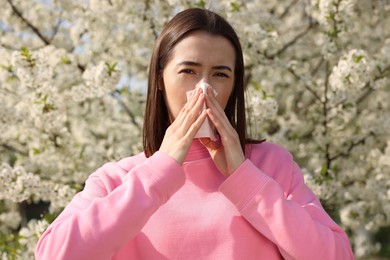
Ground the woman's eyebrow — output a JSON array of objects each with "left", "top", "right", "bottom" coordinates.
[
  {"left": 212, "top": 65, "right": 232, "bottom": 72},
  {"left": 177, "top": 61, "right": 201, "bottom": 67},
  {"left": 177, "top": 61, "right": 232, "bottom": 71}
]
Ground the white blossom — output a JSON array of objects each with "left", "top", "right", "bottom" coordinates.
[
  {"left": 18, "top": 219, "right": 49, "bottom": 259},
  {"left": 247, "top": 93, "right": 278, "bottom": 122},
  {"left": 71, "top": 61, "right": 120, "bottom": 101},
  {"left": 308, "top": 0, "right": 356, "bottom": 29},
  {"left": 0, "top": 211, "right": 22, "bottom": 230},
  {"left": 11, "top": 47, "right": 54, "bottom": 90},
  {"left": 329, "top": 49, "right": 373, "bottom": 93},
  {"left": 0, "top": 163, "right": 76, "bottom": 209}
]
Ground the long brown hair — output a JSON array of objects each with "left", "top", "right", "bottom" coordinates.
[{"left": 143, "top": 8, "right": 249, "bottom": 157}]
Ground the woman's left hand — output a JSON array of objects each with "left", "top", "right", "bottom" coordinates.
[{"left": 199, "top": 87, "right": 245, "bottom": 176}]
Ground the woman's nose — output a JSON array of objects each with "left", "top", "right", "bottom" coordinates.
[{"left": 199, "top": 77, "right": 210, "bottom": 85}]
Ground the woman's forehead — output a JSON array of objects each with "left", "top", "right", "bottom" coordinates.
[{"left": 169, "top": 31, "right": 236, "bottom": 66}]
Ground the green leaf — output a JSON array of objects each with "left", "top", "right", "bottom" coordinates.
[
  {"left": 343, "top": 102, "right": 354, "bottom": 109},
  {"left": 0, "top": 64, "right": 13, "bottom": 72},
  {"left": 20, "top": 47, "right": 30, "bottom": 58},
  {"left": 194, "top": 0, "right": 206, "bottom": 8},
  {"left": 6, "top": 75, "right": 18, "bottom": 83},
  {"left": 120, "top": 88, "right": 129, "bottom": 94},
  {"left": 33, "top": 147, "right": 41, "bottom": 155},
  {"left": 326, "top": 28, "right": 339, "bottom": 38},
  {"left": 251, "top": 81, "right": 261, "bottom": 91},
  {"left": 0, "top": 232, "right": 21, "bottom": 260},
  {"left": 261, "top": 90, "right": 268, "bottom": 99},
  {"left": 20, "top": 47, "right": 36, "bottom": 67},
  {"left": 320, "top": 164, "right": 328, "bottom": 177},
  {"left": 105, "top": 62, "right": 118, "bottom": 76},
  {"left": 231, "top": 2, "right": 241, "bottom": 12},
  {"left": 326, "top": 13, "right": 335, "bottom": 21},
  {"left": 42, "top": 94, "right": 48, "bottom": 103},
  {"left": 353, "top": 54, "right": 365, "bottom": 63},
  {"left": 43, "top": 212, "right": 61, "bottom": 224},
  {"left": 42, "top": 103, "right": 55, "bottom": 113},
  {"left": 345, "top": 74, "right": 351, "bottom": 83},
  {"left": 61, "top": 57, "right": 71, "bottom": 64},
  {"left": 263, "top": 24, "right": 275, "bottom": 33}
]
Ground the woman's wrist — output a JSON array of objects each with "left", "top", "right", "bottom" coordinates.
[{"left": 226, "top": 153, "right": 245, "bottom": 175}]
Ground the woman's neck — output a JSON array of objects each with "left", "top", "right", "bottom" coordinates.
[{"left": 184, "top": 139, "right": 210, "bottom": 161}]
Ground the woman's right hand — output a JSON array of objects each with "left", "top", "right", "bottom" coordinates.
[{"left": 159, "top": 87, "right": 207, "bottom": 165}]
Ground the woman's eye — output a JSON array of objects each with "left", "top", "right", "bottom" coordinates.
[
  {"left": 179, "top": 69, "right": 195, "bottom": 74},
  {"left": 215, "top": 72, "right": 229, "bottom": 78}
]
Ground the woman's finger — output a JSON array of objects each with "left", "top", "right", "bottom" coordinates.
[
  {"left": 205, "top": 94, "right": 235, "bottom": 141},
  {"left": 205, "top": 87, "right": 232, "bottom": 127},
  {"left": 174, "top": 87, "right": 203, "bottom": 125},
  {"left": 159, "top": 89, "right": 207, "bottom": 165},
  {"left": 205, "top": 87, "right": 224, "bottom": 116},
  {"left": 184, "top": 109, "right": 208, "bottom": 139},
  {"left": 181, "top": 92, "right": 206, "bottom": 130},
  {"left": 206, "top": 107, "right": 232, "bottom": 139}
]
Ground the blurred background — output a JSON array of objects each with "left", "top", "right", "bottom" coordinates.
[{"left": 0, "top": 0, "right": 389, "bottom": 259}]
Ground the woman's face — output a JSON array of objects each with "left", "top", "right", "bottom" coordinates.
[{"left": 161, "top": 31, "right": 236, "bottom": 121}]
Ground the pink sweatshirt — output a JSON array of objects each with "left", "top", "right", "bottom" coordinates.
[{"left": 35, "top": 140, "right": 354, "bottom": 259}]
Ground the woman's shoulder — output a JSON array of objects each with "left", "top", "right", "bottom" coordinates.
[
  {"left": 116, "top": 152, "right": 147, "bottom": 172},
  {"left": 86, "top": 152, "right": 147, "bottom": 190},
  {"left": 245, "top": 140, "right": 295, "bottom": 179},
  {"left": 246, "top": 140, "right": 293, "bottom": 162}
]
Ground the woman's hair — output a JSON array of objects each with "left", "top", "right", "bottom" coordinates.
[{"left": 143, "top": 8, "right": 248, "bottom": 157}]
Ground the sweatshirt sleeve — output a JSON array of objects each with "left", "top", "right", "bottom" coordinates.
[
  {"left": 219, "top": 146, "right": 354, "bottom": 260},
  {"left": 35, "top": 151, "right": 185, "bottom": 260}
]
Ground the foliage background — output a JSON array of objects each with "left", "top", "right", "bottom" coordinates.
[{"left": 0, "top": 0, "right": 389, "bottom": 259}]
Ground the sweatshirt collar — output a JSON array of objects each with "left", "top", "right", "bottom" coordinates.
[{"left": 184, "top": 139, "right": 211, "bottom": 162}]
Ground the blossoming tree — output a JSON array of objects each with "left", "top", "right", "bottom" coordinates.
[{"left": 0, "top": 0, "right": 389, "bottom": 259}]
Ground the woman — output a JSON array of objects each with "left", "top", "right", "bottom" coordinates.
[{"left": 35, "top": 8, "right": 354, "bottom": 259}]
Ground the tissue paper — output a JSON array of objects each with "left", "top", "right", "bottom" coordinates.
[{"left": 186, "top": 82, "right": 217, "bottom": 141}]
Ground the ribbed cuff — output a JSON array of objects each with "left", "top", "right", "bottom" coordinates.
[
  {"left": 133, "top": 151, "right": 185, "bottom": 203},
  {"left": 219, "top": 159, "right": 271, "bottom": 211}
]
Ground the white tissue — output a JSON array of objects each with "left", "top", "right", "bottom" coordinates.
[{"left": 186, "top": 82, "right": 217, "bottom": 141}]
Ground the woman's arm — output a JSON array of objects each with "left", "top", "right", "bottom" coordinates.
[
  {"left": 219, "top": 145, "right": 354, "bottom": 260},
  {"left": 35, "top": 151, "right": 185, "bottom": 260},
  {"left": 36, "top": 85, "right": 208, "bottom": 260}
]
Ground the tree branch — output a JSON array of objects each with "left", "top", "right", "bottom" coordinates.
[
  {"left": 286, "top": 67, "right": 322, "bottom": 102},
  {"left": 1, "top": 143, "right": 28, "bottom": 156},
  {"left": 0, "top": 42, "right": 19, "bottom": 50},
  {"left": 357, "top": 67, "right": 390, "bottom": 106},
  {"left": 311, "top": 57, "right": 324, "bottom": 77},
  {"left": 6, "top": 0, "right": 50, "bottom": 45},
  {"left": 323, "top": 60, "right": 331, "bottom": 175},
  {"left": 329, "top": 132, "right": 375, "bottom": 161},
  {"left": 49, "top": 18, "right": 62, "bottom": 43},
  {"left": 111, "top": 92, "right": 142, "bottom": 130},
  {"left": 267, "top": 18, "right": 316, "bottom": 59},
  {"left": 144, "top": 0, "right": 158, "bottom": 39},
  {"left": 118, "top": 99, "right": 142, "bottom": 130},
  {"left": 279, "top": 0, "right": 299, "bottom": 19},
  {"left": 5, "top": 1, "right": 87, "bottom": 73}
]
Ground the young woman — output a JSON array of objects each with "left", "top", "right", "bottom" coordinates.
[{"left": 35, "top": 8, "right": 354, "bottom": 259}]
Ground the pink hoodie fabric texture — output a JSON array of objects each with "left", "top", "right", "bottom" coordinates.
[{"left": 35, "top": 140, "right": 354, "bottom": 259}]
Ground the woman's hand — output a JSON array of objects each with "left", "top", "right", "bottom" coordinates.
[
  {"left": 199, "top": 87, "right": 245, "bottom": 176},
  {"left": 159, "top": 87, "right": 208, "bottom": 165}
]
